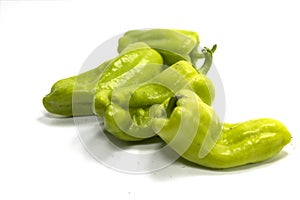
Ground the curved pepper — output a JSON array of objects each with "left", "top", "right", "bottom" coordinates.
[
  {"left": 42, "top": 60, "right": 111, "bottom": 116},
  {"left": 118, "top": 29, "right": 204, "bottom": 66},
  {"left": 101, "top": 46, "right": 216, "bottom": 113},
  {"left": 152, "top": 90, "right": 292, "bottom": 169},
  {"left": 97, "top": 55, "right": 215, "bottom": 141},
  {"left": 201, "top": 119, "right": 291, "bottom": 168},
  {"left": 43, "top": 42, "right": 163, "bottom": 116},
  {"left": 104, "top": 105, "right": 155, "bottom": 141},
  {"left": 152, "top": 89, "right": 222, "bottom": 159},
  {"left": 95, "top": 47, "right": 216, "bottom": 142},
  {"left": 92, "top": 43, "right": 164, "bottom": 116}
]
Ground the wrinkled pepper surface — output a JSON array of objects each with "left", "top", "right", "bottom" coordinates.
[
  {"left": 97, "top": 57, "right": 215, "bottom": 141},
  {"left": 99, "top": 46, "right": 216, "bottom": 112},
  {"left": 104, "top": 104, "right": 155, "bottom": 141},
  {"left": 152, "top": 90, "right": 291, "bottom": 169},
  {"left": 43, "top": 60, "right": 111, "bottom": 116},
  {"left": 118, "top": 29, "right": 203, "bottom": 66},
  {"left": 43, "top": 42, "right": 163, "bottom": 116},
  {"left": 202, "top": 119, "right": 292, "bottom": 168},
  {"left": 109, "top": 60, "right": 214, "bottom": 108}
]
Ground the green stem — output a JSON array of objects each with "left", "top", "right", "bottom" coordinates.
[
  {"left": 166, "top": 96, "right": 178, "bottom": 118},
  {"left": 191, "top": 51, "right": 205, "bottom": 59},
  {"left": 198, "top": 44, "right": 217, "bottom": 75}
]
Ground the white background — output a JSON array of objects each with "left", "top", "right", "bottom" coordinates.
[{"left": 0, "top": 0, "right": 299, "bottom": 199}]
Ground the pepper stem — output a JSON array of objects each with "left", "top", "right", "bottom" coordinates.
[
  {"left": 197, "top": 44, "right": 217, "bottom": 75},
  {"left": 166, "top": 96, "right": 178, "bottom": 118}
]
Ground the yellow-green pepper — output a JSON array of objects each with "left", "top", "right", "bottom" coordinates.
[
  {"left": 43, "top": 42, "right": 163, "bottom": 116},
  {"left": 104, "top": 105, "right": 155, "bottom": 141},
  {"left": 97, "top": 57, "right": 215, "bottom": 141},
  {"left": 118, "top": 29, "right": 204, "bottom": 66},
  {"left": 152, "top": 89, "right": 291, "bottom": 169},
  {"left": 101, "top": 47, "right": 216, "bottom": 113}
]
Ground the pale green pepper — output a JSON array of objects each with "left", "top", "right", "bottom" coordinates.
[
  {"left": 97, "top": 58, "right": 215, "bottom": 141},
  {"left": 118, "top": 29, "right": 204, "bottom": 66},
  {"left": 43, "top": 42, "right": 163, "bottom": 116},
  {"left": 152, "top": 90, "right": 292, "bottom": 169}
]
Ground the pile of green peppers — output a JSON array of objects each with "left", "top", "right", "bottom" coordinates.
[{"left": 43, "top": 29, "right": 291, "bottom": 169}]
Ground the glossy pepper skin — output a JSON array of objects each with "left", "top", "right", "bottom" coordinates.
[
  {"left": 104, "top": 104, "right": 155, "bottom": 141},
  {"left": 202, "top": 119, "right": 291, "bottom": 168},
  {"left": 92, "top": 43, "right": 163, "bottom": 116},
  {"left": 109, "top": 60, "right": 215, "bottom": 109},
  {"left": 118, "top": 29, "right": 203, "bottom": 66},
  {"left": 42, "top": 60, "right": 111, "bottom": 116},
  {"left": 152, "top": 90, "right": 292, "bottom": 169},
  {"left": 152, "top": 89, "right": 222, "bottom": 160},
  {"left": 43, "top": 42, "right": 163, "bottom": 116},
  {"left": 100, "top": 58, "right": 214, "bottom": 141},
  {"left": 96, "top": 50, "right": 215, "bottom": 142},
  {"left": 105, "top": 45, "right": 216, "bottom": 111}
]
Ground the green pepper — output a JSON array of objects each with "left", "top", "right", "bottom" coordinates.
[
  {"left": 152, "top": 90, "right": 292, "bottom": 169},
  {"left": 42, "top": 60, "right": 111, "bottom": 116},
  {"left": 97, "top": 54, "right": 215, "bottom": 141},
  {"left": 118, "top": 29, "right": 204, "bottom": 66},
  {"left": 95, "top": 47, "right": 215, "bottom": 142},
  {"left": 43, "top": 42, "right": 163, "bottom": 116},
  {"left": 103, "top": 47, "right": 216, "bottom": 112},
  {"left": 92, "top": 43, "right": 164, "bottom": 116},
  {"left": 104, "top": 104, "right": 155, "bottom": 141}
]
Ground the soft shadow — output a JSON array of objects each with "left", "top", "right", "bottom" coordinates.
[
  {"left": 104, "top": 130, "right": 165, "bottom": 150},
  {"left": 37, "top": 111, "right": 75, "bottom": 127},
  {"left": 149, "top": 151, "right": 289, "bottom": 181},
  {"left": 38, "top": 110, "right": 290, "bottom": 177}
]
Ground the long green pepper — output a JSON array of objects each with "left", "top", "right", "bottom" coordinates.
[
  {"left": 42, "top": 60, "right": 111, "bottom": 116},
  {"left": 118, "top": 29, "right": 204, "bottom": 66},
  {"left": 96, "top": 55, "right": 216, "bottom": 141},
  {"left": 42, "top": 28, "right": 292, "bottom": 169},
  {"left": 152, "top": 90, "right": 292, "bottom": 169},
  {"left": 43, "top": 42, "right": 163, "bottom": 116}
]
